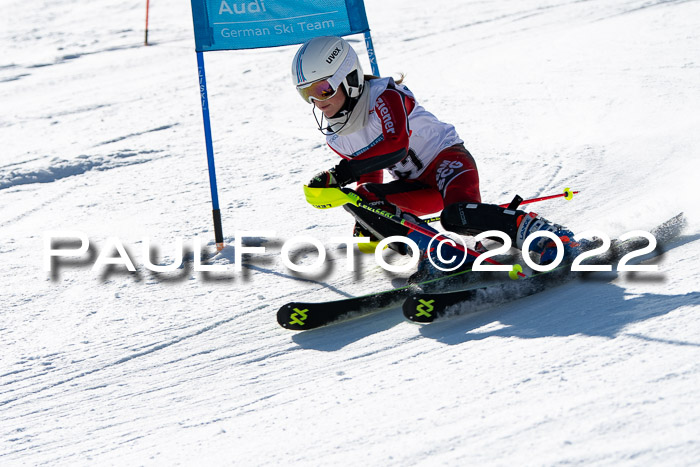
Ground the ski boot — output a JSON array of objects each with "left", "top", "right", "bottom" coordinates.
[
  {"left": 440, "top": 201, "right": 590, "bottom": 267},
  {"left": 514, "top": 212, "right": 584, "bottom": 265},
  {"left": 408, "top": 250, "right": 474, "bottom": 284},
  {"left": 407, "top": 224, "right": 477, "bottom": 285}
]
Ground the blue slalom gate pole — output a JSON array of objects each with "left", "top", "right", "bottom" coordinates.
[
  {"left": 363, "top": 31, "right": 380, "bottom": 76},
  {"left": 196, "top": 51, "right": 225, "bottom": 251}
]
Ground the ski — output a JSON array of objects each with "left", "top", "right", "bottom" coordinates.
[
  {"left": 403, "top": 213, "right": 687, "bottom": 323},
  {"left": 277, "top": 251, "right": 519, "bottom": 329},
  {"left": 276, "top": 253, "right": 521, "bottom": 330},
  {"left": 277, "top": 286, "right": 412, "bottom": 330},
  {"left": 277, "top": 264, "right": 506, "bottom": 330}
]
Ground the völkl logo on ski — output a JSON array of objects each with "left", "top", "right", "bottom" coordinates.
[
  {"left": 415, "top": 299, "right": 435, "bottom": 318},
  {"left": 289, "top": 308, "right": 309, "bottom": 326}
]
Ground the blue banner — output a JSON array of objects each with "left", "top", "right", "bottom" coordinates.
[{"left": 191, "top": 0, "right": 370, "bottom": 51}]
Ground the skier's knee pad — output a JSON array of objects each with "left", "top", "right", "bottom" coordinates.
[{"left": 440, "top": 202, "right": 525, "bottom": 242}]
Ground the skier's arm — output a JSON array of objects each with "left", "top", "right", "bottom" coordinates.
[
  {"left": 357, "top": 170, "right": 383, "bottom": 186},
  {"left": 334, "top": 89, "right": 411, "bottom": 184},
  {"left": 309, "top": 89, "right": 412, "bottom": 187}
]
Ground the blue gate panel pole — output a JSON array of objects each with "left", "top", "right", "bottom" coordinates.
[
  {"left": 196, "top": 51, "right": 225, "bottom": 251},
  {"left": 363, "top": 31, "right": 380, "bottom": 76}
]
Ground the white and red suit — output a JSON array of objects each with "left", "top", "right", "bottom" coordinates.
[{"left": 327, "top": 77, "right": 481, "bottom": 216}]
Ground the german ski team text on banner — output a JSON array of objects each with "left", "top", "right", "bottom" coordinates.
[{"left": 191, "top": 0, "right": 370, "bottom": 51}]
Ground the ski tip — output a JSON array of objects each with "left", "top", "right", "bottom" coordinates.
[
  {"left": 277, "top": 303, "right": 313, "bottom": 331},
  {"left": 402, "top": 295, "right": 437, "bottom": 323}
]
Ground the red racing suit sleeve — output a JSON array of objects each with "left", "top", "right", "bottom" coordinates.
[{"left": 357, "top": 170, "right": 383, "bottom": 185}]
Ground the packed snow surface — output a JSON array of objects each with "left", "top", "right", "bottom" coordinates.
[{"left": 1, "top": 0, "right": 699, "bottom": 465}]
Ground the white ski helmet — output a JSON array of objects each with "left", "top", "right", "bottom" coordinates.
[{"left": 292, "top": 36, "right": 364, "bottom": 103}]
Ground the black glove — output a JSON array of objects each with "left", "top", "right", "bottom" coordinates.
[
  {"left": 307, "top": 159, "right": 356, "bottom": 188},
  {"left": 308, "top": 170, "right": 338, "bottom": 188},
  {"left": 330, "top": 159, "right": 355, "bottom": 186}
]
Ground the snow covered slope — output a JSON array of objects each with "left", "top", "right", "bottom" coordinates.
[{"left": 1, "top": 0, "right": 699, "bottom": 464}]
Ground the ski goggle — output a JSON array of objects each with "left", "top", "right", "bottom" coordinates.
[{"left": 296, "top": 79, "right": 339, "bottom": 104}]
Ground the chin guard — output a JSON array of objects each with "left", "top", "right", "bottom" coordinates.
[{"left": 303, "top": 186, "right": 360, "bottom": 209}]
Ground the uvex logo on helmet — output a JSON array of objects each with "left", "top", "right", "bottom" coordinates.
[{"left": 326, "top": 47, "right": 342, "bottom": 64}]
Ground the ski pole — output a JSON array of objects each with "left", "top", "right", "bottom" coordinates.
[
  {"left": 419, "top": 188, "right": 579, "bottom": 224},
  {"left": 506, "top": 187, "right": 578, "bottom": 207},
  {"left": 304, "top": 186, "right": 526, "bottom": 278}
]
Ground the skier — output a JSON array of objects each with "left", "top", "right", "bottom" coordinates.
[{"left": 292, "top": 36, "right": 582, "bottom": 275}]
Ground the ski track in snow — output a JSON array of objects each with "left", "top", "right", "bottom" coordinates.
[
  {"left": 0, "top": 150, "right": 164, "bottom": 191},
  {"left": 1, "top": 0, "right": 699, "bottom": 465}
]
